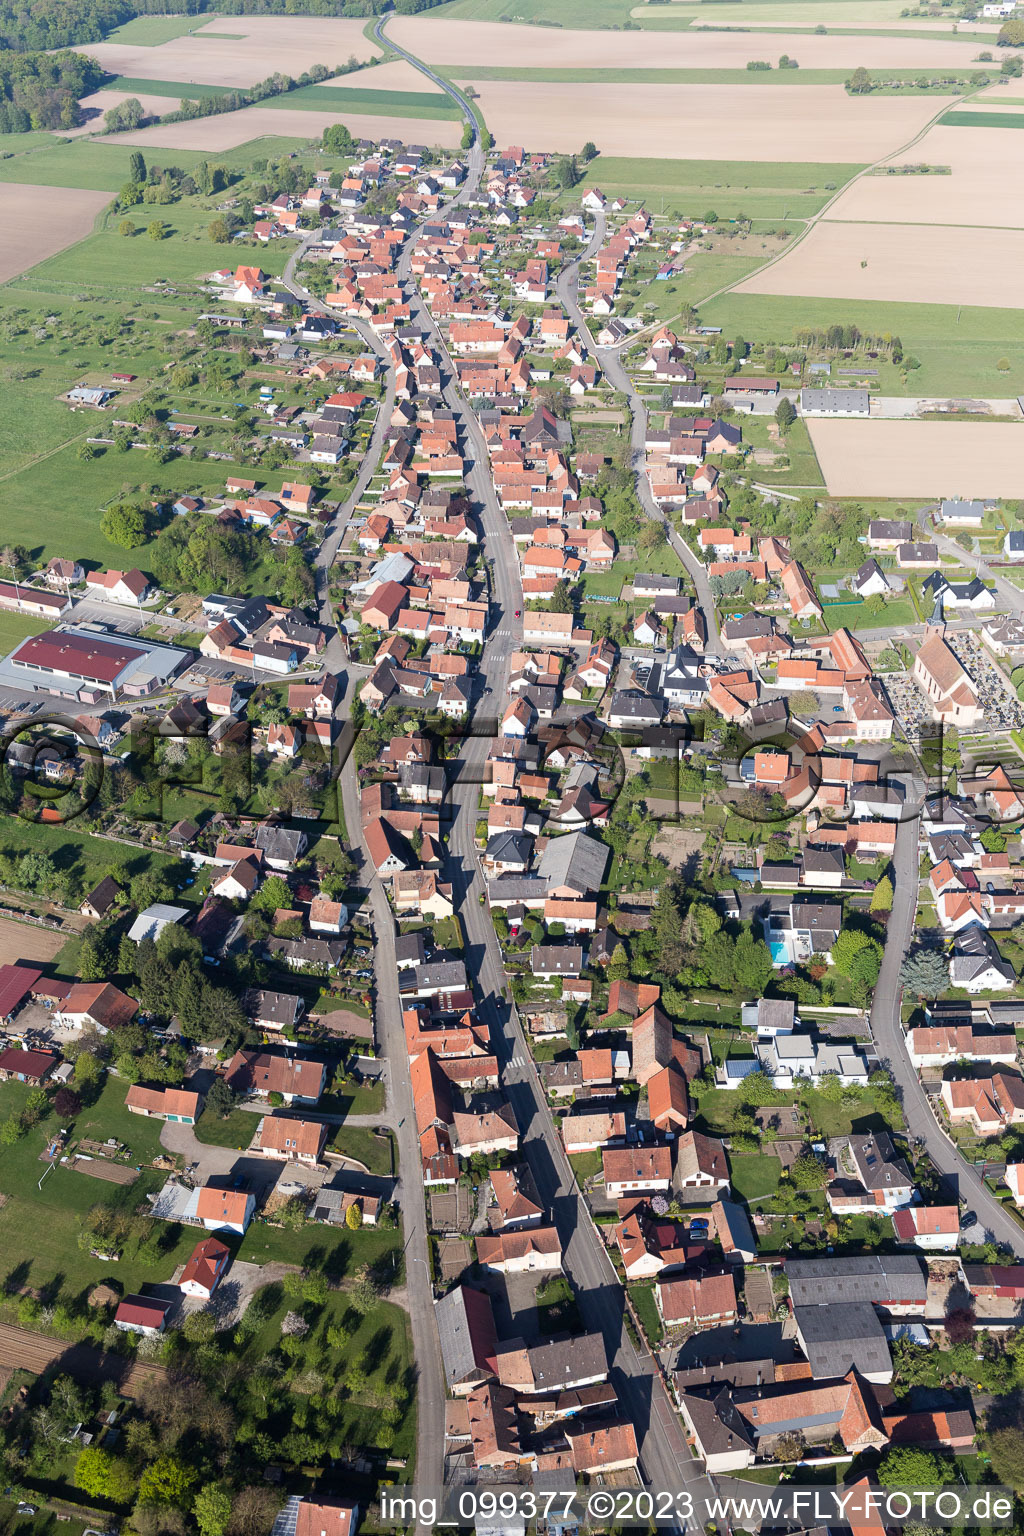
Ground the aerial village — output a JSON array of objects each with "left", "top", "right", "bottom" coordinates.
[{"left": 5, "top": 121, "right": 1024, "bottom": 1532}]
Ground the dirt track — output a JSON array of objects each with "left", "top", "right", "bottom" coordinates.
[{"left": 0, "top": 1322, "right": 166, "bottom": 1396}]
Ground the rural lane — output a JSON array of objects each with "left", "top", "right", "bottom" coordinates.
[
  {"left": 871, "top": 814, "right": 1024, "bottom": 1257},
  {"left": 554, "top": 213, "right": 723, "bottom": 654}
]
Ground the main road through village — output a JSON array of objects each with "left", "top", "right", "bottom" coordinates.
[{"left": 287, "top": 18, "right": 1024, "bottom": 1524}]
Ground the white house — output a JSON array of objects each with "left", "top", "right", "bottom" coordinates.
[
  {"left": 185, "top": 1185, "right": 255, "bottom": 1235},
  {"left": 939, "top": 498, "right": 985, "bottom": 527},
  {"left": 476, "top": 1226, "right": 561, "bottom": 1274},
  {"left": 115, "top": 1296, "right": 171, "bottom": 1336},
  {"left": 754, "top": 1034, "right": 869, "bottom": 1090},
  {"left": 178, "top": 1236, "right": 231, "bottom": 1298},
  {"left": 891, "top": 1206, "right": 959, "bottom": 1253}
]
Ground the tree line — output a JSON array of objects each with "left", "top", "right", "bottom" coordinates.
[
  {"left": 0, "top": 45, "right": 103, "bottom": 131},
  {"left": 0, "top": 0, "right": 448, "bottom": 54}
]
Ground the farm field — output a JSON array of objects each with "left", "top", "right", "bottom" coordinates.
[
  {"left": 325, "top": 59, "right": 446, "bottom": 94},
  {"left": 822, "top": 125, "right": 1024, "bottom": 227},
  {"left": 108, "top": 106, "right": 465, "bottom": 151},
  {"left": 465, "top": 80, "right": 953, "bottom": 159},
  {"left": 735, "top": 220, "right": 1024, "bottom": 308},
  {"left": 704, "top": 292, "right": 1024, "bottom": 395},
  {"left": 104, "top": 14, "right": 211, "bottom": 45},
  {"left": 807, "top": 419, "right": 1024, "bottom": 498},
  {"left": 82, "top": 17, "right": 382, "bottom": 90},
  {"left": 942, "top": 110, "right": 1024, "bottom": 128},
  {"left": 397, "top": 16, "right": 987, "bottom": 68},
  {"left": 14, "top": 196, "right": 292, "bottom": 293},
  {"left": 0, "top": 135, "right": 322, "bottom": 192},
  {"left": 268, "top": 85, "right": 460, "bottom": 119},
  {"left": 65, "top": 89, "right": 182, "bottom": 135},
  {"left": 559, "top": 154, "right": 862, "bottom": 220},
  {"left": 0, "top": 185, "right": 110, "bottom": 284}
]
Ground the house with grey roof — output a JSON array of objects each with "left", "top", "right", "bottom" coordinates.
[
  {"left": 793, "top": 1299, "right": 892, "bottom": 1383},
  {"left": 786, "top": 1255, "right": 926, "bottom": 1310},
  {"left": 254, "top": 824, "right": 308, "bottom": 870},
  {"left": 434, "top": 1284, "right": 499, "bottom": 1395},
  {"left": 538, "top": 831, "right": 609, "bottom": 898},
  {"left": 531, "top": 945, "right": 583, "bottom": 979},
  {"left": 800, "top": 387, "right": 869, "bottom": 417}
]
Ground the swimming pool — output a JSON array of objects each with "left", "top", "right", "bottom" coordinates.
[{"left": 769, "top": 941, "right": 789, "bottom": 964}]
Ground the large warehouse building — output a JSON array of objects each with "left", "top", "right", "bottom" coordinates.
[{"left": 0, "top": 626, "right": 189, "bottom": 704}]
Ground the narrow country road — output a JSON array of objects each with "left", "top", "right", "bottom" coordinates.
[
  {"left": 553, "top": 218, "right": 723, "bottom": 655},
  {"left": 277, "top": 29, "right": 490, "bottom": 1503},
  {"left": 872, "top": 817, "right": 1024, "bottom": 1256},
  {"left": 324, "top": 21, "right": 708, "bottom": 1519}
]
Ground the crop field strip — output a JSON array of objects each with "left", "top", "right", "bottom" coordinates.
[
  {"left": 942, "top": 111, "right": 1024, "bottom": 127},
  {"left": 101, "top": 76, "right": 231, "bottom": 99},
  {"left": 699, "top": 291, "right": 1024, "bottom": 396},
  {"left": 441, "top": 65, "right": 982, "bottom": 83},
  {"left": 396, "top": 16, "right": 993, "bottom": 66},
  {"left": 264, "top": 84, "right": 461, "bottom": 117}
]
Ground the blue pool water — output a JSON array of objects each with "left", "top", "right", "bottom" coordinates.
[{"left": 769, "top": 941, "right": 788, "bottom": 963}]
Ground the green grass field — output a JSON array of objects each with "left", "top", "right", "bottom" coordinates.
[
  {"left": 630, "top": 1281, "right": 665, "bottom": 1343},
  {"left": 272, "top": 84, "right": 461, "bottom": 118},
  {"left": 193, "top": 1107, "right": 260, "bottom": 1149},
  {"left": 0, "top": 815, "right": 178, "bottom": 908},
  {"left": 13, "top": 196, "right": 291, "bottom": 295},
  {"left": 701, "top": 292, "right": 1024, "bottom": 396},
  {"left": 0, "top": 134, "right": 341, "bottom": 193},
  {"left": 420, "top": 0, "right": 944, "bottom": 27},
  {"left": 333, "top": 1125, "right": 394, "bottom": 1176},
  {"left": 102, "top": 76, "right": 232, "bottom": 100},
  {"left": 0, "top": 611, "right": 53, "bottom": 650},
  {"left": 104, "top": 14, "right": 211, "bottom": 44},
  {"left": 942, "top": 110, "right": 1024, "bottom": 128},
  {"left": 0, "top": 439, "right": 257, "bottom": 566},
  {"left": 823, "top": 597, "right": 917, "bottom": 631},
  {"left": 562, "top": 154, "right": 862, "bottom": 221},
  {"left": 421, "top": 0, "right": 635, "bottom": 20},
  {"left": 728, "top": 1153, "right": 783, "bottom": 1201},
  {"left": 0, "top": 1078, "right": 201, "bottom": 1297},
  {"left": 235, "top": 1219, "right": 400, "bottom": 1272}
]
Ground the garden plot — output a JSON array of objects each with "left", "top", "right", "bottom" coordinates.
[
  {"left": 467, "top": 80, "right": 948, "bottom": 159},
  {"left": 735, "top": 220, "right": 1024, "bottom": 307},
  {"left": 806, "top": 418, "right": 1024, "bottom": 499},
  {"left": 821, "top": 123, "right": 1024, "bottom": 228},
  {"left": 0, "top": 184, "right": 110, "bottom": 283},
  {"left": 83, "top": 16, "right": 381, "bottom": 91}
]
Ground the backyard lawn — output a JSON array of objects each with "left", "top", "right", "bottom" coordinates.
[
  {"left": 235, "top": 1218, "right": 400, "bottom": 1276},
  {"left": 193, "top": 1106, "right": 260, "bottom": 1150},
  {"left": 630, "top": 1281, "right": 665, "bottom": 1344},
  {"left": 318, "top": 1077, "right": 386, "bottom": 1118},
  {"left": 0, "top": 1080, "right": 200, "bottom": 1297},
  {"left": 728, "top": 1154, "right": 782, "bottom": 1202},
  {"left": 333, "top": 1124, "right": 394, "bottom": 1177}
]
